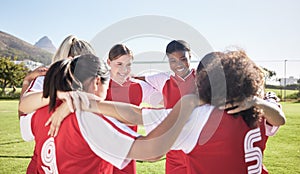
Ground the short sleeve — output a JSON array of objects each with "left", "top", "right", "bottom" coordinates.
[
  {"left": 20, "top": 112, "right": 35, "bottom": 142},
  {"left": 171, "top": 105, "right": 215, "bottom": 153},
  {"left": 263, "top": 98, "right": 282, "bottom": 136},
  {"left": 26, "top": 76, "right": 45, "bottom": 93},
  {"left": 142, "top": 109, "right": 171, "bottom": 134},
  {"left": 131, "top": 78, "right": 163, "bottom": 106},
  {"left": 142, "top": 105, "right": 215, "bottom": 154},
  {"left": 76, "top": 111, "right": 140, "bottom": 169},
  {"left": 145, "top": 72, "right": 170, "bottom": 93},
  {"left": 265, "top": 119, "right": 280, "bottom": 136}
]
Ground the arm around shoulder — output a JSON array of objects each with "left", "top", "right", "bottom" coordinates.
[
  {"left": 127, "top": 94, "right": 200, "bottom": 160},
  {"left": 254, "top": 96, "right": 286, "bottom": 126}
]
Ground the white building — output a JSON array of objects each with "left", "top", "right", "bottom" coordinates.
[
  {"left": 278, "top": 76, "right": 299, "bottom": 86},
  {"left": 13, "top": 59, "right": 44, "bottom": 71}
]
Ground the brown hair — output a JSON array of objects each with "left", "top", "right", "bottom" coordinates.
[
  {"left": 196, "top": 51, "right": 264, "bottom": 128},
  {"left": 108, "top": 44, "right": 133, "bottom": 61},
  {"left": 43, "top": 54, "right": 109, "bottom": 112}
]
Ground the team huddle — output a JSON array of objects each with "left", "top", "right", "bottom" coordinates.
[{"left": 18, "top": 35, "right": 285, "bottom": 174}]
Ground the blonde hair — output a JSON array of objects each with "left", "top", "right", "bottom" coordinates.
[{"left": 52, "top": 35, "right": 96, "bottom": 63}]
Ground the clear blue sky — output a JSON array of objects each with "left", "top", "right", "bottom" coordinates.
[{"left": 1, "top": 0, "right": 300, "bottom": 78}]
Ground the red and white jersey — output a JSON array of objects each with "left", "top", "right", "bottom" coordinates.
[
  {"left": 142, "top": 105, "right": 279, "bottom": 174},
  {"left": 106, "top": 78, "right": 161, "bottom": 107},
  {"left": 26, "top": 76, "right": 45, "bottom": 93},
  {"left": 105, "top": 78, "right": 160, "bottom": 174},
  {"left": 145, "top": 69, "right": 196, "bottom": 109},
  {"left": 20, "top": 76, "right": 45, "bottom": 173},
  {"left": 145, "top": 69, "right": 196, "bottom": 173},
  {"left": 20, "top": 102, "right": 139, "bottom": 174}
]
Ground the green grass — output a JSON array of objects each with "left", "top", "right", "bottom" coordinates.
[
  {"left": 266, "top": 88, "right": 299, "bottom": 98},
  {"left": 0, "top": 100, "right": 299, "bottom": 173},
  {"left": 263, "top": 102, "right": 300, "bottom": 174},
  {"left": 0, "top": 100, "right": 34, "bottom": 173}
]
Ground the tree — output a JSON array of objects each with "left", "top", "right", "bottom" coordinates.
[
  {"left": 262, "top": 67, "right": 276, "bottom": 80},
  {"left": 0, "top": 57, "right": 29, "bottom": 95},
  {"left": 298, "top": 79, "right": 300, "bottom": 94}
]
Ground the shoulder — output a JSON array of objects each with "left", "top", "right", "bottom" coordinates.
[
  {"left": 145, "top": 72, "right": 171, "bottom": 83},
  {"left": 27, "top": 76, "right": 45, "bottom": 93}
]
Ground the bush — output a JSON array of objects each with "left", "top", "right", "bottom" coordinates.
[
  {"left": 0, "top": 92, "right": 20, "bottom": 99},
  {"left": 286, "top": 92, "right": 300, "bottom": 100}
]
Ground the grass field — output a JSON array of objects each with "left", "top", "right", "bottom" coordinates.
[{"left": 0, "top": 100, "right": 299, "bottom": 173}]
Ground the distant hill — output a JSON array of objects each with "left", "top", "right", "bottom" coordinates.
[
  {"left": 0, "top": 31, "right": 53, "bottom": 65},
  {"left": 34, "top": 36, "right": 56, "bottom": 54}
]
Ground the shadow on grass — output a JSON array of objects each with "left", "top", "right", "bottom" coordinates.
[
  {"left": 0, "top": 155, "right": 31, "bottom": 158},
  {"left": 0, "top": 140, "right": 24, "bottom": 145}
]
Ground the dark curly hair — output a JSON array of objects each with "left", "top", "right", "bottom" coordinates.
[{"left": 196, "top": 51, "right": 265, "bottom": 128}]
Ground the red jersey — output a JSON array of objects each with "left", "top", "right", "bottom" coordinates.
[
  {"left": 106, "top": 78, "right": 161, "bottom": 108},
  {"left": 187, "top": 108, "right": 265, "bottom": 174},
  {"left": 146, "top": 69, "right": 196, "bottom": 109},
  {"left": 20, "top": 102, "right": 139, "bottom": 174},
  {"left": 105, "top": 78, "right": 160, "bottom": 174},
  {"left": 145, "top": 69, "right": 196, "bottom": 173},
  {"left": 142, "top": 105, "right": 280, "bottom": 174},
  {"left": 26, "top": 76, "right": 45, "bottom": 93}
]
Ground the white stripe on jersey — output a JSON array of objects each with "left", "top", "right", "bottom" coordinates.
[
  {"left": 20, "top": 112, "right": 36, "bottom": 142},
  {"left": 27, "top": 76, "right": 45, "bottom": 93},
  {"left": 142, "top": 104, "right": 215, "bottom": 153},
  {"left": 76, "top": 110, "right": 139, "bottom": 169},
  {"left": 171, "top": 105, "right": 214, "bottom": 153}
]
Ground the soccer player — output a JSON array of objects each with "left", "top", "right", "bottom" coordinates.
[
  {"left": 19, "top": 54, "right": 199, "bottom": 174},
  {"left": 18, "top": 35, "right": 96, "bottom": 174},
  {"left": 104, "top": 44, "right": 160, "bottom": 173},
  {"left": 142, "top": 51, "right": 286, "bottom": 173},
  {"left": 19, "top": 35, "right": 95, "bottom": 117},
  {"left": 54, "top": 51, "right": 285, "bottom": 174},
  {"left": 135, "top": 40, "right": 197, "bottom": 173}
]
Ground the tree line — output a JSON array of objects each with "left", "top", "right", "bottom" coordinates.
[{"left": 0, "top": 57, "right": 29, "bottom": 96}]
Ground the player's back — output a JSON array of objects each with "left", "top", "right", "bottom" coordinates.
[
  {"left": 31, "top": 102, "right": 113, "bottom": 174},
  {"left": 187, "top": 109, "right": 264, "bottom": 174}
]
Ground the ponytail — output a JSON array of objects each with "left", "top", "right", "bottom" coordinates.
[
  {"left": 43, "top": 59, "right": 81, "bottom": 112},
  {"left": 43, "top": 54, "right": 109, "bottom": 112}
]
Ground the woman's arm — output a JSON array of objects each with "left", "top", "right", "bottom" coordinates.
[
  {"left": 19, "top": 90, "right": 75, "bottom": 118},
  {"left": 18, "top": 67, "right": 48, "bottom": 117},
  {"left": 87, "top": 100, "right": 143, "bottom": 124},
  {"left": 221, "top": 96, "right": 286, "bottom": 126},
  {"left": 19, "top": 66, "right": 48, "bottom": 97},
  {"left": 252, "top": 97, "right": 285, "bottom": 126},
  {"left": 45, "top": 91, "right": 142, "bottom": 136},
  {"left": 19, "top": 92, "right": 49, "bottom": 116},
  {"left": 127, "top": 94, "right": 199, "bottom": 160},
  {"left": 132, "top": 76, "right": 145, "bottom": 81},
  {"left": 46, "top": 92, "right": 200, "bottom": 160}
]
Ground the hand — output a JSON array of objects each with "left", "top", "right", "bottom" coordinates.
[
  {"left": 56, "top": 90, "right": 101, "bottom": 112},
  {"left": 45, "top": 91, "right": 101, "bottom": 137},
  {"left": 70, "top": 91, "right": 102, "bottom": 111},
  {"left": 45, "top": 102, "right": 71, "bottom": 137},
  {"left": 24, "top": 66, "right": 48, "bottom": 82},
  {"left": 45, "top": 91, "right": 76, "bottom": 137},
  {"left": 56, "top": 91, "right": 75, "bottom": 113},
  {"left": 219, "top": 96, "right": 257, "bottom": 114}
]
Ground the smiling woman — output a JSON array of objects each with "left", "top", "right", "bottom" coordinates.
[
  {"left": 133, "top": 40, "right": 197, "bottom": 174},
  {"left": 105, "top": 44, "right": 163, "bottom": 174}
]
